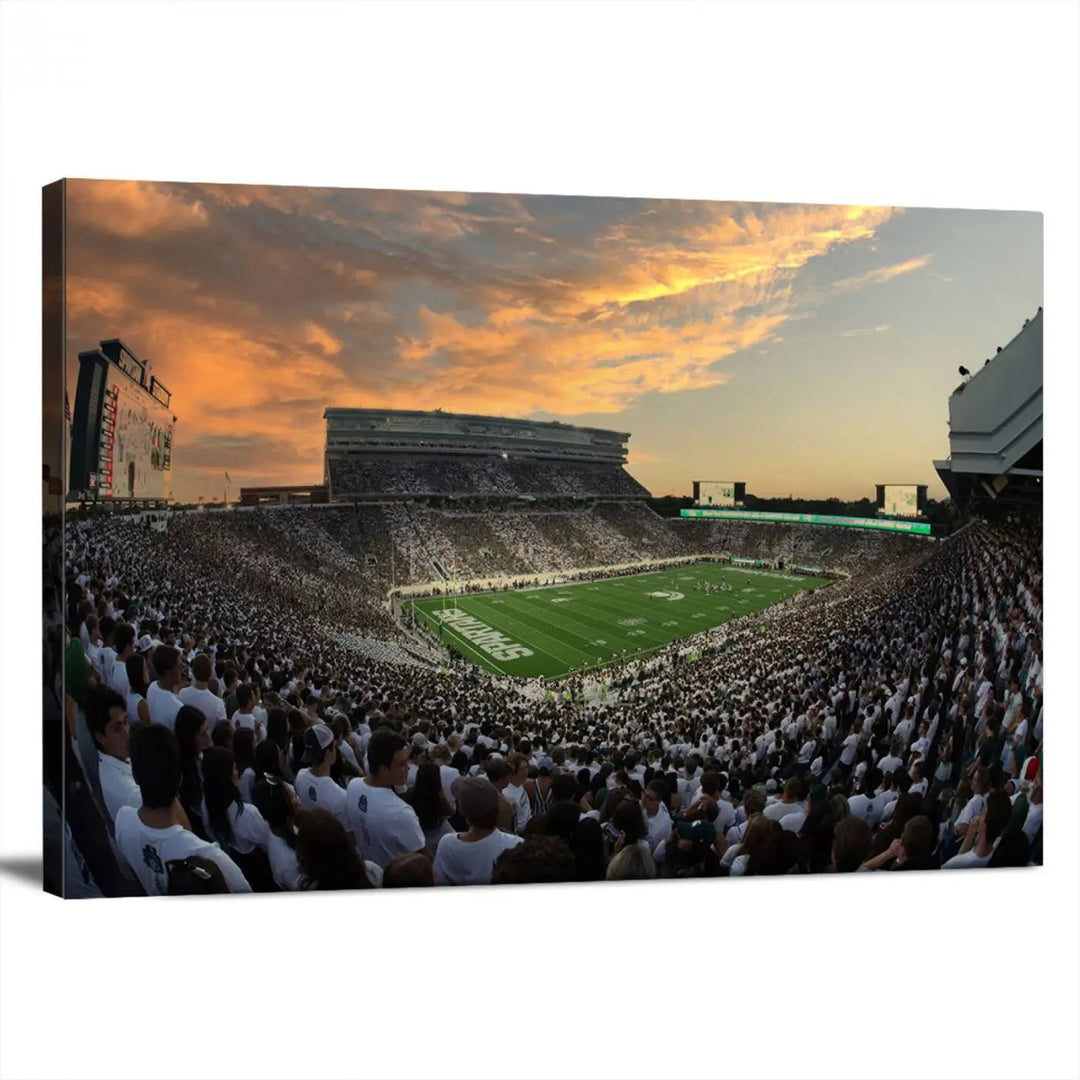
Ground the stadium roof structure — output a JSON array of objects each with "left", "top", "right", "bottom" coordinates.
[
  {"left": 934, "top": 308, "right": 1042, "bottom": 512},
  {"left": 323, "top": 406, "right": 630, "bottom": 441}
]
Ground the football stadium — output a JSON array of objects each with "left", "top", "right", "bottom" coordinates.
[
  {"left": 407, "top": 564, "right": 832, "bottom": 679},
  {"left": 48, "top": 308, "right": 1043, "bottom": 896}
]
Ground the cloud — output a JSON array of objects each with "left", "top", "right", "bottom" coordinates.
[
  {"left": 64, "top": 182, "right": 902, "bottom": 496},
  {"left": 831, "top": 255, "right": 932, "bottom": 292},
  {"left": 840, "top": 324, "right": 894, "bottom": 337},
  {"left": 66, "top": 180, "right": 209, "bottom": 238}
]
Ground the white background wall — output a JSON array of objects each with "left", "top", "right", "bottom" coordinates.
[{"left": 2, "top": 4, "right": 1078, "bottom": 1080}]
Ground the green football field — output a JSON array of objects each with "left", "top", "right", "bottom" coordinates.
[{"left": 406, "top": 563, "right": 830, "bottom": 680}]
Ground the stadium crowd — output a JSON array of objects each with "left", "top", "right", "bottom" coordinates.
[
  {"left": 328, "top": 454, "right": 650, "bottom": 499},
  {"left": 52, "top": 499, "right": 1042, "bottom": 894}
]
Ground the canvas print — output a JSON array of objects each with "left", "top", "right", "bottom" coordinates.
[{"left": 42, "top": 180, "right": 1043, "bottom": 897}]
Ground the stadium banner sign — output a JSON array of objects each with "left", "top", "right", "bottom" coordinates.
[{"left": 680, "top": 508, "right": 932, "bottom": 535}]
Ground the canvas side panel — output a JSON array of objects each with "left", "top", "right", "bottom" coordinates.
[{"left": 42, "top": 179, "right": 65, "bottom": 896}]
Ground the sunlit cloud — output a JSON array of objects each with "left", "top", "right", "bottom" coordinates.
[
  {"left": 840, "top": 324, "right": 893, "bottom": 337},
  {"left": 67, "top": 180, "right": 210, "bottom": 238},
  {"left": 63, "top": 181, "right": 910, "bottom": 500},
  {"left": 832, "top": 254, "right": 932, "bottom": 292}
]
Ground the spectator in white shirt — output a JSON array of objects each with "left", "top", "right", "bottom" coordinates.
[
  {"left": 641, "top": 780, "right": 673, "bottom": 853},
  {"left": 346, "top": 728, "right": 425, "bottom": 869},
  {"left": 114, "top": 724, "right": 252, "bottom": 895},
  {"left": 86, "top": 685, "right": 141, "bottom": 824},
  {"left": 908, "top": 759, "right": 929, "bottom": 797},
  {"left": 909, "top": 721, "right": 931, "bottom": 761},
  {"left": 942, "top": 791, "right": 1012, "bottom": 869},
  {"left": 124, "top": 654, "right": 152, "bottom": 727},
  {"left": 232, "top": 684, "right": 265, "bottom": 741},
  {"left": 954, "top": 766, "right": 990, "bottom": 844},
  {"left": 146, "top": 645, "right": 185, "bottom": 731},
  {"left": 1021, "top": 773, "right": 1043, "bottom": 844},
  {"left": 502, "top": 754, "right": 533, "bottom": 835},
  {"left": 201, "top": 746, "right": 271, "bottom": 858},
  {"left": 763, "top": 777, "right": 804, "bottom": 822},
  {"left": 877, "top": 738, "right": 905, "bottom": 777},
  {"left": 107, "top": 623, "right": 137, "bottom": 698},
  {"left": 294, "top": 723, "right": 351, "bottom": 831},
  {"left": 253, "top": 774, "right": 303, "bottom": 890},
  {"left": 434, "top": 777, "right": 523, "bottom": 885},
  {"left": 178, "top": 653, "right": 228, "bottom": 727}
]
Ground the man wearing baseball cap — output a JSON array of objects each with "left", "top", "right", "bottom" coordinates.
[{"left": 294, "top": 723, "right": 350, "bottom": 832}]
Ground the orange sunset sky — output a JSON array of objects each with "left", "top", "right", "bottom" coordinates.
[{"left": 63, "top": 180, "right": 1042, "bottom": 504}]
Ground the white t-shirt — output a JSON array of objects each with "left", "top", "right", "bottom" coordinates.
[
  {"left": 780, "top": 810, "right": 806, "bottom": 833},
  {"left": 439, "top": 764, "right": 461, "bottom": 807},
  {"left": 1022, "top": 802, "right": 1043, "bottom": 843},
  {"left": 433, "top": 829, "right": 523, "bottom": 885},
  {"left": 503, "top": 783, "right": 532, "bottom": 834},
  {"left": 178, "top": 685, "right": 227, "bottom": 725},
  {"left": 941, "top": 848, "right": 994, "bottom": 870},
  {"left": 266, "top": 832, "right": 302, "bottom": 891},
  {"left": 840, "top": 733, "right": 859, "bottom": 766},
  {"left": 238, "top": 768, "right": 257, "bottom": 804},
  {"left": 113, "top": 806, "right": 252, "bottom": 894},
  {"left": 204, "top": 800, "right": 271, "bottom": 855},
  {"left": 99, "top": 646, "right": 118, "bottom": 686},
  {"left": 98, "top": 753, "right": 141, "bottom": 824},
  {"left": 956, "top": 793, "right": 986, "bottom": 830},
  {"left": 677, "top": 776, "right": 700, "bottom": 809},
  {"left": 725, "top": 820, "right": 749, "bottom": 848},
  {"left": 878, "top": 754, "right": 904, "bottom": 775},
  {"left": 712, "top": 798, "right": 737, "bottom": 835},
  {"left": 234, "top": 710, "right": 261, "bottom": 736},
  {"left": 345, "top": 778, "right": 425, "bottom": 869},
  {"left": 847, "top": 792, "right": 880, "bottom": 827},
  {"left": 126, "top": 692, "right": 147, "bottom": 727},
  {"left": 645, "top": 805, "right": 672, "bottom": 852},
  {"left": 295, "top": 770, "right": 351, "bottom": 831},
  {"left": 108, "top": 658, "right": 131, "bottom": 698},
  {"left": 728, "top": 853, "right": 750, "bottom": 876},
  {"left": 764, "top": 800, "right": 801, "bottom": 823},
  {"left": 146, "top": 681, "right": 185, "bottom": 731}
]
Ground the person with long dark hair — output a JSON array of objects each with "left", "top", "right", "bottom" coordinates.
[
  {"left": 125, "top": 653, "right": 152, "bottom": 728},
  {"left": 265, "top": 706, "right": 294, "bottom": 781},
  {"left": 286, "top": 708, "right": 307, "bottom": 777},
  {"left": 201, "top": 746, "right": 271, "bottom": 859},
  {"left": 174, "top": 705, "right": 211, "bottom": 839},
  {"left": 797, "top": 785, "right": 838, "bottom": 874},
  {"left": 407, "top": 762, "right": 455, "bottom": 853},
  {"left": 233, "top": 727, "right": 258, "bottom": 803},
  {"left": 254, "top": 738, "right": 288, "bottom": 784},
  {"left": 253, "top": 774, "right": 302, "bottom": 890},
  {"left": 294, "top": 808, "right": 374, "bottom": 891}
]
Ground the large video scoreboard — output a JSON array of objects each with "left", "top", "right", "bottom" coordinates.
[
  {"left": 875, "top": 484, "right": 927, "bottom": 519},
  {"left": 693, "top": 480, "right": 745, "bottom": 507},
  {"left": 69, "top": 339, "right": 175, "bottom": 502}
]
